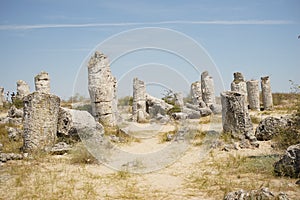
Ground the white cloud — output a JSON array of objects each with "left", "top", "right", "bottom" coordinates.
[{"left": 0, "top": 20, "right": 294, "bottom": 31}]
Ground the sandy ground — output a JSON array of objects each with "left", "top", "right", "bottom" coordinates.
[{"left": 0, "top": 112, "right": 299, "bottom": 199}]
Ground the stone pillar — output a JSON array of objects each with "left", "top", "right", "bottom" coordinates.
[
  {"left": 201, "top": 71, "right": 216, "bottom": 107},
  {"left": 231, "top": 72, "right": 247, "bottom": 104},
  {"left": 261, "top": 76, "right": 273, "bottom": 110},
  {"left": 174, "top": 92, "right": 184, "bottom": 109},
  {"left": 87, "top": 51, "right": 117, "bottom": 126},
  {"left": 221, "top": 91, "right": 257, "bottom": 143},
  {"left": 247, "top": 80, "right": 260, "bottom": 111},
  {"left": 35, "top": 71, "right": 50, "bottom": 93},
  {"left": 191, "top": 81, "right": 206, "bottom": 107},
  {"left": 16, "top": 80, "right": 30, "bottom": 99},
  {"left": 0, "top": 87, "right": 5, "bottom": 106},
  {"left": 132, "top": 77, "right": 147, "bottom": 122},
  {"left": 23, "top": 92, "right": 60, "bottom": 152}
]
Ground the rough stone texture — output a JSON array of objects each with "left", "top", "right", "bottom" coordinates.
[
  {"left": 16, "top": 80, "right": 30, "bottom": 99},
  {"left": 23, "top": 92, "right": 60, "bottom": 152},
  {"left": 172, "top": 112, "right": 188, "bottom": 120},
  {"left": 174, "top": 92, "right": 184, "bottom": 109},
  {"left": 146, "top": 94, "right": 173, "bottom": 118},
  {"left": 246, "top": 80, "right": 260, "bottom": 111},
  {"left": 132, "top": 78, "right": 147, "bottom": 122},
  {"left": 50, "top": 142, "right": 72, "bottom": 155},
  {"left": 221, "top": 91, "right": 257, "bottom": 144},
  {"left": 190, "top": 81, "right": 205, "bottom": 107},
  {"left": 255, "top": 117, "right": 289, "bottom": 141},
  {"left": 8, "top": 105, "right": 23, "bottom": 118},
  {"left": 209, "top": 104, "right": 222, "bottom": 114},
  {"left": 231, "top": 72, "right": 247, "bottom": 104},
  {"left": 57, "top": 107, "right": 103, "bottom": 140},
  {"left": 0, "top": 153, "right": 23, "bottom": 162},
  {"left": 224, "top": 188, "right": 289, "bottom": 200},
  {"left": 6, "top": 127, "right": 22, "bottom": 141},
  {"left": 201, "top": 71, "right": 216, "bottom": 107},
  {"left": 261, "top": 76, "right": 273, "bottom": 110},
  {"left": 274, "top": 143, "right": 300, "bottom": 178},
  {"left": 87, "top": 51, "right": 117, "bottom": 126},
  {"left": 199, "top": 107, "right": 213, "bottom": 117},
  {"left": 0, "top": 87, "right": 5, "bottom": 106},
  {"left": 182, "top": 107, "right": 201, "bottom": 119},
  {"left": 34, "top": 71, "right": 50, "bottom": 93}
]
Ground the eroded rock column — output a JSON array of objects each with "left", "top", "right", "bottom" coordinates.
[
  {"left": 132, "top": 77, "right": 147, "bottom": 122},
  {"left": 221, "top": 91, "right": 257, "bottom": 144},
  {"left": 87, "top": 51, "right": 117, "bottom": 126},
  {"left": 231, "top": 72, "right": 247, "bottom": 104},
  {"left": 261, "top": 76, "right": 273, "bottom": 110},
  {"left": 247, "top": 80, "right": 260, "bottom": 111},
  {"left": 23, "top": 92, "right": 60, "bottom": 152},
  {"left": 190, "top": 81, "right": 205, "bottom": 107},
  {"left": 0, "top": 87, "right": 5, "bottom": 106},
  {"left": 201, "top": 71, "right": 216, "bottom": 107},
  {"left": 16, "top": 80, "right": 30, "bottom": 99},
  {"left": 174, "top": 92, "right": 184, "bottom": 109},
  {"left": 35, "top": 71, "right": 50, "bottom": 93}
]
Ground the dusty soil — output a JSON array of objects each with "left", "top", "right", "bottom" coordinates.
[{"left": 0, "top": 112, "right": 299, "bottom": 200}]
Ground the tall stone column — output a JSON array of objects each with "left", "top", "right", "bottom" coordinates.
[
  {"left": 35, "top": 71, "right": 50, "bottom": 93},
  {"left": 191, "top": 81, "right": 205, "bottom": 107},
  {"left": 247, "top": 80, "right": 260, "bottom": 111},
  {"left": 201, "top": 71, "right": 216, "bottom": 107},
  {"left": 87, "top": 51, "right": 117, "bottom": 126},
  {"left": 174, "top": 92, "right": 184, "bottom": 109},
  {"left": 23, "top": 92, "right": 60, "bottom": 152},
  {"left": 132, "top": 78, "right": 147, "bottom": 122},
  {"left": 221, "top": 91, "right": 257, "bottom": 143},
  {"left": 231, "top": 72, "right": 247, "bottom": 104},
  {"left": 261, "top": 76, "right": 273, "bottom": 110},
  {"left": 16, "top": 80, "right": 30, "bottom": 99}
]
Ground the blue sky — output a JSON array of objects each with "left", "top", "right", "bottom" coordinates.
[{"left": 0, "top": 0, "right": 299, "bottom": 99}]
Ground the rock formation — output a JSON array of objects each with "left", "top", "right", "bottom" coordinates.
[
  {"left": 87, "top": 51, "right": 117, "bottom": 126},
  {"left": 274, "top": 143, "right": 300, "bottom": 178},
  {"left": 132, "top": 78, "right": 147, "bottom": 122},
  {"left": 0, "top": 87, "right": 5, "bottom": 106},
  {"left": 190, "top": 81, "right": 205, "bottom": 107},
  {"left": 201, "top": 71, "right": 216, "bottom": 107},
  {"left": 231, "top": 72, "right": 247, "bottom": 104},
  {"left": 35, "top": 71, "right": 50, "bottom": 93},
  {"left": 174, "top": 92, "right": 184, "bottom": 109},
  {"left": 246, "top": 80, "right": 260, "bottom": 110},
  {"left": 146, "top": 94, "right": 173, "bottom": 118},
  {"left": 23, "top": 92, "right": 60, "bottom": 152},
  {"left": 224, "top": 188, "right": 289, "bottom": 200},
  {"left": 16, "top": 80, "right": 30, "bottom": 99},
  {"left": 261, "top": 76, "right": 273, "bottom": 110},
  {"left": 255, "top": 117, "right": 290, "bottom": 141},
  {"left": 221, "top": 91, "right": 257, "bottom": 145},
  {"left": 57, "top": 107, "right": 103, "bottom": 139}
]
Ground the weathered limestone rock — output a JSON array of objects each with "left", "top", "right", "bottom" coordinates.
[
  {"left": 8, "top": 105, "right": 23, "bottom": 118},
  {"left": 255, "top": 117, "right": 290, "bottom": 141},
  {"left": 224, "top": 188, "right": 289, "bottom": 200},
  {"left": 16, "top": 80, "right": 30, "bottom": 99},
  {"left": 174, "top": 92, "right": 184, "bottom": 109},
  {"left": 87, "top": 51, "right": 117, "bottom": 126},
  {"left": 0, "top": 153, "right": 23, "bottom": 162},
  {"left": 57, "top": 107, "right": 103, "bottom": 140},
  {"left": 35, "top": 71, "right": 50, "bottom": 93},
  {"left": 0, "top": 87, "right": 5, "bottom": 106},
  {"left": 182, "top": 107, "right": 201, "bottom": 119},
  {"left": 261, "top": 76, "right": 273, "bottom": 110},
  {"left": 190, "top": 81, "right": 205, "bottom": 107},
  {"left": 246, "top": 80, "right": 260, "bottom": 110},
  {"left": 132, "top": 78, "right": 147, "bottom": 122},
  {"left": 201, "top": 71, "right": 216, "bottom": 107},
  {"left": 221, "top": 91, "right": 257, "bottom": 144},
  {"left": 274, "top": 143, "right": 300, "bottom": 178},
  {"left": 146, "top": 94, "right": 173, "bottom": 118},
  {"left": 23, "top": 92, "right": 60, "bottom": 152},
  {"left": 231, "top": 72, "right": 247, "bottom": 104}
]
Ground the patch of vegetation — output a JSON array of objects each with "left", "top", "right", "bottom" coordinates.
[
  {"left": 70, "top": 142, "right": 98, "bottom": 164},
  {"left": 158, "top": 128, "right": 177, "bottom": 143},
  {"left": 104, "top": 126, "right": 140, "bottom": 143},
  {"left": 199, "top": 116, "right": 211, "bottom": 124},
  {"left": 166, "top": 105, "right": 181, "bottom": 115},
  {"left": 191, "top": 129, "right": 206, "bottom": 146},
  {"left": 219, "top": 131, "right": 234, "bottom": 143},
  {"left": 74, "top": 104, "right": 92, "bottom": 113},
  {"left": 12, "top": 98, "right": 24, "bottom": 109},
  {"left": 0, "top": 123, "right": 23, "bottom": 153},
  {"left": 118, "top": 96, "right": 133, "bottom": 106},
  {"left": 250, "top": 115, "right": 261, "bottom": 124}
]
